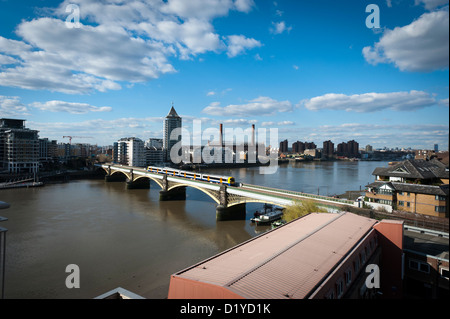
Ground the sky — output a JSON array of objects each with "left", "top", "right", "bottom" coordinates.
[{"left": 0, "top": 0, "right": 448, "bottom": 150}]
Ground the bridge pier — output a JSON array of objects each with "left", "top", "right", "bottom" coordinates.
[
  {"left": 126, "top": 178, "right": 150, "bottom": 189},
  {"left": 216, "top": 204, "right": 246, "bottom": 221},
  {"left": 159, "top": 187, "right": 186, "bottom": 201}
]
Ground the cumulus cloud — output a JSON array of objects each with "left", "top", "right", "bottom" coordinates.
[
  {"left": 202, "top": 96, "right": 293, "bottom": 117},
  {"left": 0, "top": 95, "right": 30, "bottom": 117},
  {"left": 270, "top": 21, "right": 292, "bottom": 34},
  {"left": 226, "top": 35, "right": 262, "bottom": 57},
  {"left": 31, "top": 100, "right": 112, "bottom": 114},
  {"left": 0, "top": 0, "right": 259, "bottom": 94},
  {"left": 300, "top": 91, "right": 437, "bottom": 112},
  {"left": 363, "top": 9, "right": 449, "bottom": 72}
]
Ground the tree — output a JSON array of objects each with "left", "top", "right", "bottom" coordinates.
[{"left": 283, "top": 200, "right": 327, "bottom": 222}]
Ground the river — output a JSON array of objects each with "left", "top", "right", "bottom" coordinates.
[{"left": 0, "top": 160, "right": 389, "bottom": 299}]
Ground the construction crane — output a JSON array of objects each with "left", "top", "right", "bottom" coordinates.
[{"left": 63, "top": 136, "right": 93, "bottom": 145}]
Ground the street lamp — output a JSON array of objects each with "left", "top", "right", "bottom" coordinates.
[{"left": 0, "top": 201, "right": 10, "bottom": 299}]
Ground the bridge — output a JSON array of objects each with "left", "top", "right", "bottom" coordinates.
[{"left": 96, "top": 164, "right": 356, "bottom": 220}]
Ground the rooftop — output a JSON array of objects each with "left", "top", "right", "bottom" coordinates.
[
  {"left": 170, "top": 212, "right": 377, "bottom": 299},
  {"left": 373, "top": 159, "right": 448, "bottom": 180},
  {"left": 367, "top": 181, "right": 449, "bottom": 196}
]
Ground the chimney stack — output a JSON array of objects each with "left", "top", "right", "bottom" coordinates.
[
  {"left": 252, "top": 124, "right": 255, "bottom": 146},
  {"left": 220, "top": 123, "right": 223, "bottom": 147}
]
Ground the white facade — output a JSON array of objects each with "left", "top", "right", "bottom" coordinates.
[{"left": 116, "top": 137, "right": 146, "bottom": 167}]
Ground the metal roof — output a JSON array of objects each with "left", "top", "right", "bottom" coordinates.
[{"left": 171, "top": 212, "right": 377, "bottom": 299}]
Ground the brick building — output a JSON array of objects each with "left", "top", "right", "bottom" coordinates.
[{"left": 365, "top": 159, "right": 449, "bottom": 217}]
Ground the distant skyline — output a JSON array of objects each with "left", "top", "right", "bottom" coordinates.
[{"left": 0, "top": 0, "right": 448, "bottom": 150}]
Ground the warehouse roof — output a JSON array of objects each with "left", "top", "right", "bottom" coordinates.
[{"left": 169, "top": 212, "right": 377, "bottom": 299}]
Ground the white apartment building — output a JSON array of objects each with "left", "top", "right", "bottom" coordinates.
[{"left": 114, "top": 137, "right": 146, "bottom": 167}]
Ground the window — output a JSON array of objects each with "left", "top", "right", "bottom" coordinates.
[
  {"left": 325, "top": 290, "right": 335, "bottom": 299},
  {"left": 336, "top": 279, "right": 344, "bottom": 298},
  {"left": 406, "top": 202, "right": 410, "bottom": 207},
  {"left": 361, "top": 251, "right": 366, "bottom": 265},
  {"left": 398, "top": 201, "right": 404, "bottom": 206},
  {"left": 409, "top": 259, "right": 430, "bottom": 274},
  {"left": 435, "top": 195, "right": 446, "bottom": 201},
  {"left": 354, "top": 258, "right": 360, "bottom": 273},
  {"left": 435, "top": 206, "right": 446, "bottom": 213},
  {"left": 345, "top": 269, "right": 352, "bottom": 285},
  {"left": 441, "top": 268, "right": 449, "bottom": 280},
  {"left": 398, "top": 191, "right": 404, "bottom": 196}
]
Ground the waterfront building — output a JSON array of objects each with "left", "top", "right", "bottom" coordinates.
[
  {"left": 0, "top": 118, "right": 39, "bottom": 173},
  {"left": 39, "top": 138, "right": 58, "bottom": 161},
  {"left": 163, "top": 106, "right": 182, "bottom": 164},
  {"left": 168, "top": 212, "right": 404, "bottom": 299},
  {"left": 279, "top": 139, "right": 288, "bottom": 153},
  {"left": 292, "top": 141, "right": 304, "bottom": 154},
  {"left": 365, "top": 159, "right": 449, "bottom": 217},
  {"left": 337, "top": 140, "right": 360, "bottom": 158},
  {"left": 114, "top": 137, "right": 146, "bottom": 167},
  {"left": 323, "top": 140, "right": 334, "bottom": 158}
]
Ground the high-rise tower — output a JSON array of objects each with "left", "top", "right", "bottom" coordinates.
[{"left": 163, "top": 105, "right": 182, "bottom": 164}]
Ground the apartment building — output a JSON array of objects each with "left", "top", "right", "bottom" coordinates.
[
  {"left": 0, "top": 118, "right": 39, "bottom": 173},
  {"left": 113, "top": 137, "right": 146, "bottom": 167},
  {"left": 365, "top": 159, "right": 449, "bottom": 217}
]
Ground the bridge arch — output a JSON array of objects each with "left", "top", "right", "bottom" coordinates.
[
  {"left": 133, "top": 175, "right": 164, "bottom": 189},
  {"left": 167, "top": 183, "right": 221, "bottom": 205},
  {"left": 109, "top": 170, "right": 131, "bottom": 180},
  {"left": 227, "top": 198, "right": 289, "bottom": 209}
]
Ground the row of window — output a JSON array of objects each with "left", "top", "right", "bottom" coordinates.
[
  {"left": 325, "top": 236, "right": 378, "bottom": 299},
  {"left": 368, "top": 198, "right": 392, "bottom": 206}
]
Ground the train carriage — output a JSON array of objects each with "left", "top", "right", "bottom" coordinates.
[{"left": 147, "top": 166, "right": 235, "bottom": 186}]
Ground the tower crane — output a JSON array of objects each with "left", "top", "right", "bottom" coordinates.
[{"left": 63, "top": 136, "right": 93, "bottom": 145}]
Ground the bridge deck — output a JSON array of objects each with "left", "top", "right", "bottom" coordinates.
[{"left": 98, "top": 164, "right": 355, "bottom": 208}]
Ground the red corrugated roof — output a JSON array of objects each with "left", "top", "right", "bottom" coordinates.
[{"left": 171, "top": 212, "right": 377, "bottom": 299}]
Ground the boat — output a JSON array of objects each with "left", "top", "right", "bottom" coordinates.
[{"left": 250, "top": 205, "right": 284, "bottom": 225}]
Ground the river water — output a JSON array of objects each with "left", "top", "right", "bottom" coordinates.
[{"left": 0, "top": 160, "right": 389, "bottom": 299}]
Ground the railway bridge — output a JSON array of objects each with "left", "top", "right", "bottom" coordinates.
[{"left": 96, "top": 164, "right": 356, "bottom": 220}]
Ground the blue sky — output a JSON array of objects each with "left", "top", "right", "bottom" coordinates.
[{"left": 0, "top": 0, "right": 448, "bottom": 150}]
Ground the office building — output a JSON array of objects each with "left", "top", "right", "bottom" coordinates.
[{"left": 0, "top": 118, "right": 39, "bottom": 173}]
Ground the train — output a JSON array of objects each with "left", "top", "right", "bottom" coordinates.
[{"left": 146, "top": 166, "right": 236, "bottom": 186}]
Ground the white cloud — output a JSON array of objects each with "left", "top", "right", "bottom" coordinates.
[
  {"left": 270, "top": 21, "right": 292, "bottom": 34},
  {"left": 207, "top": 91, "right": 216, "bottom": 96},
  {"left": 363, "top": 9, "right": 449, "bottom": 72},
  {"left": 301, "top": 91, "right": 437, "bottom": 112},
  {"left": 261, "top": 121, "right": 294, "bottom": 126},
  {"left": 0, "top": 0, "right": 259, "bottom": 94},
  {"left": 0, "top": 95, "right": 30, "bottom": 117},
  {"left": 203, "top": 96, "right": 293, "bottom": 117},
  {"left": 31, "top": 100, "right": 112, "bottom": 114},
  {"left": 414, "top": 0, "right": 449, "bottom": 10},
  {"left": 439, "top": 98, "right": 449, "bottom": 106},
  {"left": 226, "top": 35, "right": 262, "bottom": 57}
]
